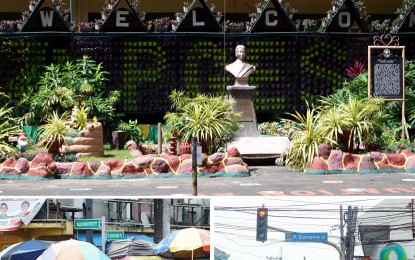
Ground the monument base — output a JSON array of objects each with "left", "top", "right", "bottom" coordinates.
[
  {"left": 227, "top": 85, "right": 258, "bottom": 137},
  {"left": 228, "top": 136, "right": 290, "bottom": 162}
]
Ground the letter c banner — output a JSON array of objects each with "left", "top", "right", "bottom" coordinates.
[{"left": 380, "top": 243, "right": 406, "bottom": 260}]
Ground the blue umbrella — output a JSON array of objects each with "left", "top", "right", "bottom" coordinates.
[{"left": 0, "top": 240, "right": 54, "bottom": 260}]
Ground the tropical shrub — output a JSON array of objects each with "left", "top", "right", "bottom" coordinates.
[
  {"left": 37, "top": 111, "right": 76, "bottom": 153},
  {"left": 19, "top": 56, "right": 120, "bottom": 126},
  {"left": 404, "top": 60, "right": 415, "bottom": 129},
  {"left": 281, "top": 104, "right": 328, "bottom": 171},
  {"left": 282, "top": 62, "right": 390, "bottom": 170},
  {"left": 164, "top": 90, "right": 242, "bottom": 154},
  {"left": 318, "top": 95, "right": 388, "bottom": 152},
  {"left": 73, "top": 106, "right": 90, "bottom": 131},
  {"left": 0, "top": 105, "right": 19, "bottom": 155},
  {"left": 345, "top": 60, "right": 366, "bottom": 81},
  {"left": 117, "top": 119, "right": 144, "bottom": 143}
]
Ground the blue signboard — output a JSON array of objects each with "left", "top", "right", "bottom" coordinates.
[{"left": 285, "top": 232, "right": 328, "bottom": 242}]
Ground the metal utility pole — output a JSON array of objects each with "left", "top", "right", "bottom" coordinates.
[
  {"left": 340, "top": 205, "right": 345, "bottom": 252},
  {"left": 411, "top": 199, "right": 415, "bottom": 238},
  {"left": 85, "top": 199, "right": 93, "bottom": 244},
  {"left": 154, "top": 199, "right": 170, "bottom": 243},
  {"left": 345, "top": 206, "right": 358, "bottom": 260},
  {"left": 191, "top": 137, "right": 197, "bottom": 196},
  {"left": 162, "top": 200, "right": 170, "bottom": 238}
]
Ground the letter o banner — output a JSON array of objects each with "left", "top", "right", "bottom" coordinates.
[{"left": 380, "top": 243, "right": 406, "bottom": 260}]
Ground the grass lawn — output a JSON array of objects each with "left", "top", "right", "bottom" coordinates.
[{"left": 77, "top": 144, "right": 136, "bottom": 161}]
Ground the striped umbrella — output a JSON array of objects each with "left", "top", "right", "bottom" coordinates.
[
  {"left": 153, "top": 228, "right": 210, "bottom": 259},
  {"left": 0, "top": 240, "right": 54, "bottom": 260},
  {"left": 36, "top": 239, "right": 109, "bottom": 260}
]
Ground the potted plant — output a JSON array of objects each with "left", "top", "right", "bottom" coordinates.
[
  {"left": 146, "top": 20, "right": 153, "bottom": 31},
  {"left": 164, "top": 90, "right": 242, "bottom": 154},
  {"left": 330, "top": 0, "right": 342, "bottom": 11},
  {"left": 29, "top": 0, "right": 38, "bottom": 11},
  {"left": 255, "top": 2, "right": 265, "bottom": 13},
  {"left": 320, "top": 17, "right": 329, "bottom": 28},
  {"left": 248, "top": 12, "right": 257, "bottom": 23},
  {"left": 61, "top": 9, "right": 70, "bottom": 22},
  {"left": 0, "top": 20, "right": 16, "bottom": 32},
  {"left": 353, "top": 0, "right": 369, "bottom": 22},
  {"left": 302, "top": 19, "right": 318, "bottom": 31},
  {"left": 171, "top": 20, "right": 179, "bottom": 31},
  {"left": 369, "top": 19, "right": 391, "bottom": 34},
  {"left": 22, "top": 11, "right": 30, "bottom": 22},
  {"left": 130, "top": 0, "right": 140, "bottom": 10},
  {"left": 183, "top": 1, "right": 190, "bottom": 12},
  {"left": 77, "top": 21, "right": 95, "bottom": 32},
  {"left": 245, "top": 21, "right": 253, "bottom": 32},
  {"left": 52, "top": 0, "right": 64, "bottom": 11},
  {"left": 150, "top": 17, "right": 171, "bottom": 32},
  {"left": 138, "top": 11, "right": 146, "bottom": 21},
  {"left": 225, "top": 21, "right": 244, "bottom": 33},
  {"left": 37, "top": 111, "right": 76, "bottom": 154},
  {"left": 175, "top": 12, "right": 183, "bottom": 23},
  {"left": 215, "top": 11, "right": 223, "bottom": 22},
  {"left": 106, "top": 0, "right": 116, "bottom": 10},
  {"left": 94, "top": 19, "right": 104, "bottom": 31},
  {"left": 16, "top": 20, "right": 24, "bottom": 31}
]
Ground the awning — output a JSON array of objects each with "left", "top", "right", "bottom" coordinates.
[{"left": 75, "top": 233, "right": 154, "bottom": 247}]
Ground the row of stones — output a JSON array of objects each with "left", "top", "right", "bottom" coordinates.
[
  {"left": 308, "top": 144, "right": 415, "bottom": 172},
  {"left": 0, "top": 148, "right": 248, "bottom": 178}
]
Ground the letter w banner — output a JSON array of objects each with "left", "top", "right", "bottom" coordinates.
[{"left": 0, "top": 198, "right": 46, "bottom": 231}]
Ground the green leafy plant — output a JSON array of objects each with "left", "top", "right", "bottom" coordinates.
[
  {"left": 258, "top": 121, "right": 296, "bottom": 137},
  {"left": 404, "top": 60, "right": 415, "bottom": 128},
  {"left": 164, "top": 90, "right": 242, "bottom": 154},
  {"left": 281, "top": 104, "right": 327, "bottom": 171},
  {"left": 282, "top": 78, "right": 389, "bottom": 171},
  {"left": 73, "top": 106, "right": 89, "bottom": 131},
  {"left": 37, "top": 111, "right": 76, "bottom": 154},
  {"left": 117, "top": 119, "right": 144, "bottom": 143},
  {"left": 326, "top": 97, "right": 387, "bottom": 152},
  {"left": 20, "top": 56, "right": 118, "bottom": 127},
  {"left": 0, "top": 106, "right": 19, "bottom": 155}
]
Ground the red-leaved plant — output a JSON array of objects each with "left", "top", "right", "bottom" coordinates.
[{"left": 346, "top": 60, "right": 366, "bottom": 81}]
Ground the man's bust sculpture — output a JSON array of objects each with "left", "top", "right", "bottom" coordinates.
[{"left": 225, "top": 45, "right": 256, "bottom": 86}]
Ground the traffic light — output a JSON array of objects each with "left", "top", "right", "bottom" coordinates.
[{"left": 256, "top": 207, "right": 268, "bottom": 242}]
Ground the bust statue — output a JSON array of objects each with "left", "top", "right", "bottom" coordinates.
[{"left": 225, "top": 45, "right": 256, "bottom": 86}]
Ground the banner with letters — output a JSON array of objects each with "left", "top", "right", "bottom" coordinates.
[{"left": 0, "top": 198, "right": 46, "bottom": 231}]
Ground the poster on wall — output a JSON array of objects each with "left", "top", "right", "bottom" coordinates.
[
  {"left": 0, "top": 198, "right": 46, "bottom": 231},
  {"left": 371, "top": 241, "right": 414, "bottom": 260}
]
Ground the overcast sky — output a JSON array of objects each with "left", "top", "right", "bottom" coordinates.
[{"left": 213, "top": 197, "right": 386, "bottom": 260}]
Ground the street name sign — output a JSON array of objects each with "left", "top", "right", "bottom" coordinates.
[
  {"left": 285, "top": 232, "right": 328, "bottom": 242},
  {"left": 106, "top": 231, "right": 125, "bottom": 240},
  {"left": 74, "top": 219, "right": 101, "bottom": 230}
]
